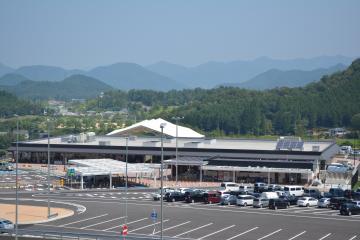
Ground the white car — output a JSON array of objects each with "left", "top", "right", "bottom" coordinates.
[
  {"left": 0, "top": 219, "right": 14, "bottom": 233},
  {"left": 297, "top": 197, "right": 318, "bottom": 207}
]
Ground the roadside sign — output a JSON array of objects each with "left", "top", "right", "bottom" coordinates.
[
  {"left": 150, "top": 209, "right": 157, "bottom": 221},
  {"left": 122, "top": 224, "right": 128, "bottom": 236},
  {"left": 67, "top": 168, "right": 75, "bottom": 177}
]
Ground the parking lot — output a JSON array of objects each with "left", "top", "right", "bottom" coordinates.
[
  {"left": 4, "top": 189, "right": 356, "bottom": 240},
  {"left": 0, "top": 169, "right": 61, "bottom": 191}
]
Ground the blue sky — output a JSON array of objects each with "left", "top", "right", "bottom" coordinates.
[{"left": 0, "top": 0, "right": 359, "bottom": 69}]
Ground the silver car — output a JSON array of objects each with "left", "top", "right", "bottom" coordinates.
[
  {"left": 317, "top": 198, "right": 331, "bottom": 208},
  {"left": 0, "top": 219, "right": 14, "bottom": 233},
  {"left": 253, "top": 198, "right": 270, "bottom": 208},
  {"left": 236, "top": 195, "right": 255, "bottom": 206}
]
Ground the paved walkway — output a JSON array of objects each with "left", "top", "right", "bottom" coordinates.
[{"left": 0, "top": 204, "right": 74, "bottom": 224}]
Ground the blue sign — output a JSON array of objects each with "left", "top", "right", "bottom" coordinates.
[
  {"left": 67, "top": 168, "right": 75, "bottom": 177},
  {"left": 150, "top": 209, "right": 157, "bottom": 220}
]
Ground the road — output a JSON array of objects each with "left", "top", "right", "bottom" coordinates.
[{"left": 1, "top": 189, "right": 359, "bottom": 240}]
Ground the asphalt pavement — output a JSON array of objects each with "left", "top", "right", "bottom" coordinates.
[{"left": 1, "top": 189, "right": 359, "bottom": 240}]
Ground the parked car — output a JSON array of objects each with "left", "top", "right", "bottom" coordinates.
[
  {"left": 165, "top": 191, "right": 185, "bottom": 202},
  {"left": 269, "top": 198, "right": 290, "bottom": 210},
  {"left": 236, "top": 195, "right": 255, "bottom": 206},
  {"left": 0, "top": 219, "right": 14, "bottom": 233},
  {"left": 203, "top": 191, "right": 221, "bottom": 204},
  {"left": 220, "top": 195, "right": 237, "bottom": 205},
  {"left": 317, "top": 198, "right": 331, "bottom": 208},
  {"left": 268, "top": 184, "right": 283, "bottom": 191},
  {"left": 329, "top": 197, "right": 350, "bottom": 210},
  {"left": 253, "top": 198, "right": 270, "bottom": 208},
  {"left": 340, "top": 202, "right": 360, "bottom": 216},
  {"left": 239, "top": 185, "right": 253, "bottom": 193},
  {"left": 304, "top": 188, "right": 322, "bottom": 199},
  {"left": 279, "top": 195, "right": 298, "bottom": 205},
  {"left": 344, "top": 190, "right": 360, "bottom": 200},
  {"left": 283, "top": 185, "right": 304, "bottom": 197},
  {"left": 152, "top": 187, "right": 175, "bottom": 200},
  {"left": 220, "top": 182, "right": 239, "bottom": 191},
  {"left": 297, "top": 197, "right": 318, "bottom": 207},
  {"left": 260, "top": 191, "right": 279, "bottom": 200},
  {"left": 324, "top": 188, "right": 345, "bottom": 198},
  {"left": 185, "top": 190, "right": 205, "bottom": 203},
  {"left": 254, "top": 182, "right": 268, "bottom": 193}
]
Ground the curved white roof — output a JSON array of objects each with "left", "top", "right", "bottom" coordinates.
[{"left": 106, "top": 118, "right": 204, "bottom": 138}]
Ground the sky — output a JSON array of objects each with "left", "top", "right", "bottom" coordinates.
[{"left": 0, "top": 0, "right": 359, "bottom": 69}]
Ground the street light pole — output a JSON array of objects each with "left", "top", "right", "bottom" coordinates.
[
  {"left": 47, "top": 117, "right": 51, "bottom": 218},
  {"left": 160, "top": 123, "right": 166, "bottom": 240},
  {"left": 125, "top": 136, "right": 128, "bottom": 225},
  {"left": 172, "top": 117, "right": 183, "bottom": 186},
  {"left": 15, "top": 115, "right": 19, "bottom": 240}
]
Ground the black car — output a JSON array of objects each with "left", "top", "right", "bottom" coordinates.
[
  {"left": 254, "top": 182, "right": 268, "bottom": 193},
  {"left": 165, "top": 191, "right": 185, "bottom": 202},
  {"left": 324, "top": 188, "right": 345, "bottom": 198},
  {"left": 329, "top": 197, "right": 350, "bottom": 210},
  {"left": 184, "top": 190, "right": 205, "bottom": 203},
  {"left": 269, "top": 198, "right": 290, "bottom": 210},
  {"left": 280, "top": 195, "right": 298, "bottom": 205},
  {"left": 344, "top": 190, "right": 360, "bottom": 200},
  {"left": 340, "top": 202, "right": 360, "bottom": 216}
]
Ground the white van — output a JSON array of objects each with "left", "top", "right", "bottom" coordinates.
[
  {"left": 283, "top": 185, "right": 304, "bottom": 197},
  {"left": 220, "top": 182, "right": 239, "bottom": 191},
  {"left": 260, "top": 192, "right": 279, "bottom": 199}
]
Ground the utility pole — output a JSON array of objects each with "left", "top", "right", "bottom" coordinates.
[
  {"left": 15, "top": 114, "right": 19, "bottom": 240},
  {"left": 125, "top": 136, "right": 129, "bottom": 224},
  {"left": 46, "top": 114, "right": 51, "bottom": 218},
  {"left": 160, "top": 123, "right": 166, "bottom": 240},
  {"left": 172, "top": 117, "right": 183, "bottom": 186}
]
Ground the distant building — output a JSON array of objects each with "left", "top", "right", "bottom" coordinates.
[
  {"left": 9, "top": 118, "right": 339, "bottom": 185},
  {"left": 12, "top": 130, "right": 29, "bottom": 140},
  {"left": 329, "top": 128, "right": 348, "bottom": 137}
]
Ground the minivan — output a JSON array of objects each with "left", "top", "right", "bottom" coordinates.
[
  {"left": 220, "top": 182, "right": 239, "bottom": 191},
  {"left": 253, "top": 198, "right": 270, "bottom": 208},
  {"left": 236, "top": 195, "right": 255, "bottom": 206},
  {"left": 283, "top": 185, "right": 304, "bottom": 197},
  {"left": 204, "top": 191, "right": 221, "bottom": 204},
  {"left": 269, "top": 198, "right": 289, "bottom": 210}
]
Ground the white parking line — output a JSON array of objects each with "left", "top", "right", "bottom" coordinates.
[
  {"left": 225, "top": 226, "right": 259, "bottom": 240},
  {"left": 318, "top": 233, "right": 331, "bottom": 240},
  {"left": 257, "top": 229, "right": 282, "bottom": 240},
  {"left": 288, "top": 231, "right": 306, "bottom": 240},
  {"left": 197, "top": 225, "right": 235, "bottom": 240},
  {"left": 129, "top": 219, "right": 170, "bottom": 233},
  {"left": 294, "top": 208, "right": 325, "bottom": 213},
  {"left": 349, "top": 236, "right": 357, "bottom": 240},
  {"left": 60, "top": 213, "right": 108, "bottom": 227},
  {"left": 153, "top": 221, "right": 191, "bottom": 234},
  {"left": 174, "top": 223, "right": 213, "bottom": 237},
  {"left": 81, "top": 216, "right": 126, "bottom": 229},
  {"left": 313, "top": 210, "right": 337, "bottom": 214}
]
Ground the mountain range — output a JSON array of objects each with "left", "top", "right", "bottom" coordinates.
[
  {"left": 221, "top": 64, "right": 347, "bottom": 90},
  {"left": 0, "top": 55, "right": 356, "bottom": 95}
]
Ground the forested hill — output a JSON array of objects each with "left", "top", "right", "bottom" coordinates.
[
  {"left": 0, "top": 91, "right": 43, "bottom": 117},
  {"left": 0, "top": 75, "right": 113, "bottom": 100},
  {"left": 92, "top": 58, "right": 360, "bottom": 136}
]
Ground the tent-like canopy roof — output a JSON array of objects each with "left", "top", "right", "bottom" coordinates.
[{"left": 107, "top": 118, "right": 204, "bottom": 138}]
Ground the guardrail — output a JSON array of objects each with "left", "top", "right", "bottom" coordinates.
[{"left": 2, "top": 229, "right": 189, "bottom": 240}]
